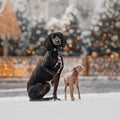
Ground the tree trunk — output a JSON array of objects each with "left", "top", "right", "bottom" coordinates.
[{"left": 3, "top": 37, "right": 8, "bottom": 57}]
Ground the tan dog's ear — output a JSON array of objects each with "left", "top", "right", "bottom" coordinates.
[
  {"left": 72, "top": 66, "right": 80, "bottom": 72},
  {"left": 80, "top": 66, "right": 85, "bottom": 71},
  {"left": 72, "top": 67, "right": 77, "bottom": 72}
]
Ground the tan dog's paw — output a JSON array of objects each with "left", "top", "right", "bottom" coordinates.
[
  {"left": 71, "top": 97, "right": 75, "bottom": 101},
  {"left": 78, "top": 94, "right": 81, "bottom": 99},
  {"left": 79, "top": 96, "right": 81, "bottom": 100}
]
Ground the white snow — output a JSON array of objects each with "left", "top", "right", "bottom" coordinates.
[{"left": 0, "top": 93, "right": 120, "bottom": 120}]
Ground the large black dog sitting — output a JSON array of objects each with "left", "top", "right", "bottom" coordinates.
[{"left": 27, "top": 32, "right": 66, "bottom": 101}]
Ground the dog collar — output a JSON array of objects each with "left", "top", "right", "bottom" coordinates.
[{"left": 71, "top": 75, "right": 78, "bottom": 81}]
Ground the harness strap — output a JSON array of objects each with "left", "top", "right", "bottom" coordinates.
[{"left": 70, "top": 75, "right": 78, "bottom": 81}]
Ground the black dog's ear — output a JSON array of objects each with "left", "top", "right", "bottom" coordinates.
[
  {"left": 44, "top": 33, "right": 53, "bottom": 51},
  {"left": 58, "top": 32, "right": 66, "bottom": 48}
]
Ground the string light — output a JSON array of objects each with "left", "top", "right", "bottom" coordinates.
[
  {"left": 0, "top": 58, "right": 36, "bottom": 77},
  {"left": 110, "top": 54, "right": 114, "bottom": 59}
]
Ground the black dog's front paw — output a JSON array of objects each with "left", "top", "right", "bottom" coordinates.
[{"left": 54, "top": 97, "right": 61, "bottom": 101}]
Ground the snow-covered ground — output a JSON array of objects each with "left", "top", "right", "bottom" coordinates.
[{"left": 0, "top": 92, "right": 120, "bottom": 120}]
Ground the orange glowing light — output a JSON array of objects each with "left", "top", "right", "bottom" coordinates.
[{"left": 110, "top": 54, "right": 114, "bottom": 59}]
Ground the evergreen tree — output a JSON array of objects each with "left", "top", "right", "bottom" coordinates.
[
  {"left": 8, "top": 0, "right": 31, "bottom": 56},
  {"left": 24, "top": 19, "right": 48, "bottom": 56},
  {"left": 88, "top": 0, "right": 120, "bottom": 57},
  {"left": 61, "top": 5, "right": 82, "bottom": 56},
  {"left": 7, "top": 0, "right": 48, "bottom": 56},
  {"left": 47, "top": 5, "right": 82, "bottom": 56}
]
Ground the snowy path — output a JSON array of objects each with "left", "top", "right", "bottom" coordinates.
[
  {"left": 0, "top": 77, "right": 120, "bottom": 97},
  {"left": 0, "top": 93, "right": 120, "bottom": 120}
]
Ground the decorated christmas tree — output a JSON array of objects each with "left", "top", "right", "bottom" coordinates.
[
  {"left": 60, "top": 5, "right": 82, "bottom": 56},
  {"left": 24, "top": 19, "right": 48, "bottom": 56},
  {"left": 88, "top": 0, "right": 120, "bottom": 58},
  {"left": 9, "top": 0, "right": 48, "bottom": 56},
  {"left": 47, "top": 5, "right": 82, "bottom": 56},
  {"left": 0, "top": 0, "right": 22, "bottom": 56},
  {"left": 8, "top": 0, "right": 31, "bottom": 56}
]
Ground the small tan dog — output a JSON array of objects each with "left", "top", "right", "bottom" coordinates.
[{"left": 64, "top": 65, "right": 84, "bottom": 101}]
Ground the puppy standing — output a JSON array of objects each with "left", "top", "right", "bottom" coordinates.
[{"left": 64, "top": 65, "right": 84, "bottom": 101}]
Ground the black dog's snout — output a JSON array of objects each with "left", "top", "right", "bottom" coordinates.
[
  {"left": 56, "top": 40, "right": 61, "bottom": 45},
  {"left": 56, "top": 37, "right": 61, "bottom": 45}
]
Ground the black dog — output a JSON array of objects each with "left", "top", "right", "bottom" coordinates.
[{"left": 27, "top": 32, "right": 66, "bottom": 101}]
